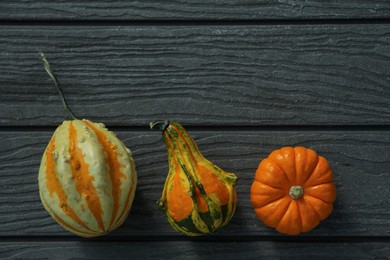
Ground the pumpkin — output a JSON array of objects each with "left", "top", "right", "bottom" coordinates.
[
  {"left": 250, "top": 146, "right": 336, "bottom": 235},
  {"left": 151, "top": 120, "right": 237, "bottom": 236},
  {"left": 38, "top": 53, "right": 137, "bottom": 237}
]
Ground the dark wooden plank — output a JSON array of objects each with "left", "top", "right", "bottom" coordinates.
[
  {"left": 1, "top": 241, "right": 389, "bottom": 259},
  {"left": 0, "top": 1, "right": 390, "bottom": 20},
  {"left": 0, "top": 130, "right": 389, "bottom": 236},
  {"left": 1, "top": 25, "right": 389, "bottom": 126}
]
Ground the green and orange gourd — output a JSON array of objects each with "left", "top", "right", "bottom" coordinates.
[
  {"left": 151, "top": 120, "right": 238, "bottom": 236},
  {"left": 38, "top": 53, "right": 137, "bottom": 238}
]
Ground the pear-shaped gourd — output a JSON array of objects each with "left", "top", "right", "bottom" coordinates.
[
  {"left": 151, "top": 120, "right": 237, "bottom": 236},
  {"left": 38, "top": 53, "right": 137, "bottom": 238}
]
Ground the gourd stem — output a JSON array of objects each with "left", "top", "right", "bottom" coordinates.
[
  {"left": 289, "top": 185, "right": 304, "bottom": 200},
  {"left": 150, "top": 120, "right": 170, "bottom": 132},
  {"left": 39, "top": 52, "right": 77, "bottom": 120}
]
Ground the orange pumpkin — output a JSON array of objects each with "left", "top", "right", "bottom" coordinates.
[{"left": 250, "top": 147, "right": 336, "bottom": 235}]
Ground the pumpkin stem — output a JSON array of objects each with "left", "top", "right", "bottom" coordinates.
[
  {"left": 289, "top": 185, "right": 304, "bottom": 200},
  {"left": 150, "top": 120, "right": 170, "bottom": 132},
  {"left": 39, "top": 52, "right": 77, "bottom": 120}
]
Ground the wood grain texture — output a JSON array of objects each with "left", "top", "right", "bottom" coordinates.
[
  {"left": 0, "top": 1, "right": 390, "bottom": 20},
  {"left": 1, "top": 25, "right": 389, "bottom": 126},
  {"left": 1, "top": 241, "right": 389, "bottom": 259},
  {"left": 0, "top": 130, "right": 388, "bottom": 237}
]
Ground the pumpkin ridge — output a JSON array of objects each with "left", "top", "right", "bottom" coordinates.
[
  {"left": 294, "top": 147, "right": 319, "bottom": 185},
  {"left": 252, "top": 192, "right": 287, "bottom": 209},
  {"left": 83, "top": 120, "right": 126, "bottom": 229},
  {"left": 300, "top": 174, "right": 313, "bottom": 187},
  {"left": 305, "top": 183, "right": 336, "bottom": 204},
  {"left": 266, "top": 157, "right": 293, "bottom": 188},
  {"left": 303, "top": 175, "right": 333, "bottom": 188},
  {"left": 275, "top": 199, "right": 292, "bottom": 228},
  {"left": 253, "top": 180, "right": 285, "bottom": 192},
  {"left": 287, "top": 147, "right": 297, "bottom": 184},
  {"left": 290, "top": 147, "right": 302, "bottom": 185},
  {"left": 276, "top": 200, "right": 302, "bottom": 235},
  {"left": 299, "top": 196, "right": 322, "bottom": 224},
  {"left": 44, "top": 134, "right": 93, "bottom": 233},
  {"left": 303, "top": 195, "right": 331, "bottom": 221},
  {"left": 270, "top": 147, "right": 297, "bottom": 184},
  {"left": 68, "top": 122, "right": 105, "bottom": 232},
  {"left": 258, "top": 196, "right": 290, "bottom": 227},
  {"left": 258, "top": 181, "right": 285, "bottom": 191},
  {"left": 294, "top": 200, "right": 303, "bottom": 234},
  {"left": 304, "top": 179, "right": 334, "bottom": 188},
  {"left": 303, "top": 157, "right": 333, "bottom": 187},
  {"left": 304, "top": 194, "right": 332, "bottom": 206}
]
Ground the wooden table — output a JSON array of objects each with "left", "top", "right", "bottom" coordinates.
[{"left": 1, "top": 1, "right": 389, "bottom": 259}]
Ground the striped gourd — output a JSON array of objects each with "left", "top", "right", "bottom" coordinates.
[
  {"left": 151, "top": 120, "right": 237, "bottom": 236},
  {"left": 37, "top": 53, "right": 137, "bottom": 237},
  {"left": 38, "top": 119, "right": 137, "bottom": 237}
]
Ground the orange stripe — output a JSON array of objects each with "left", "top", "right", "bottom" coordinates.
[
  {"left": 164, "top": 130, "right": 194, "bottom": 221},
  {"left": 68, "top": 121, "right": 105, "bottom": 232},
  {"left": 170, "top": 124, "right": 200, "bottom": 162},
  {"left": 169, "top": 125, "right": 209, "bottom": 209},
  {"left": 84, "top": 120, "right": 126, "bottom": 228},
  {"left": 170, "top": 124, "right": 231, "bottom": 208},
  {"left": 163, "top": 130, "right": 179, "bottom": 196},
  {"left": 171, "top": 129, "right": 209, "bottom": 213},
  {"left": 45, "top": 134, "right": 93, "bottom": 233},
  {"left": 51, "top": 209, "right": 97, "bottom": 237},
  {"left": 113, "top": 177, "right": 136, "bottom": 230}
]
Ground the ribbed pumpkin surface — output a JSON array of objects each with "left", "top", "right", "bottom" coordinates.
[
  {"left": 38, "top": 119, "right": 137, "bottom": 237},
  {"left": 251, "top": 147, "right": 336, "bottom": 235}
]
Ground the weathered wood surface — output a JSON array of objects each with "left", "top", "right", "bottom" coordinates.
[
  {"left": 1, "top": 241, "right": 389, "bottom": 259},
  {"left": 1, "top": 25, "right": 389, "bottom": 126},
  {"left": 1, "top": 1, "right": 389, "bottom": 259},
  {"left": 1, "top": 130, "right": 389, "bottom": 237},
  {"left": 1, "top": 1, "right": 390, "bottom": 20}
]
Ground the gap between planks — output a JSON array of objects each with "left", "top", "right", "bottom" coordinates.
[
  {"left": 0, "top": 18, "right": 390, "bottom": 27},
  {"left": 0, "top": 235, "right": 390, "bottom": 243},
  {"left": 0, "top": 125, "right": 389, "bottom": 133}
]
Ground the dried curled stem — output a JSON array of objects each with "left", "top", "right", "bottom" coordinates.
[
  {"left": 40, "top": 52, "right": 77, "bottom": 120},
  {"left": 150, "top": 120, "right": 170, "bottom": 132}
]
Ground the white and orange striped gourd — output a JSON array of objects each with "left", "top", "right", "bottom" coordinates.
[
  {"left": 38, "top": 53, "right": 137, "bottom": 238},
  {"left": 38, "top": 119, "right": 137, "bottom": 237}
]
